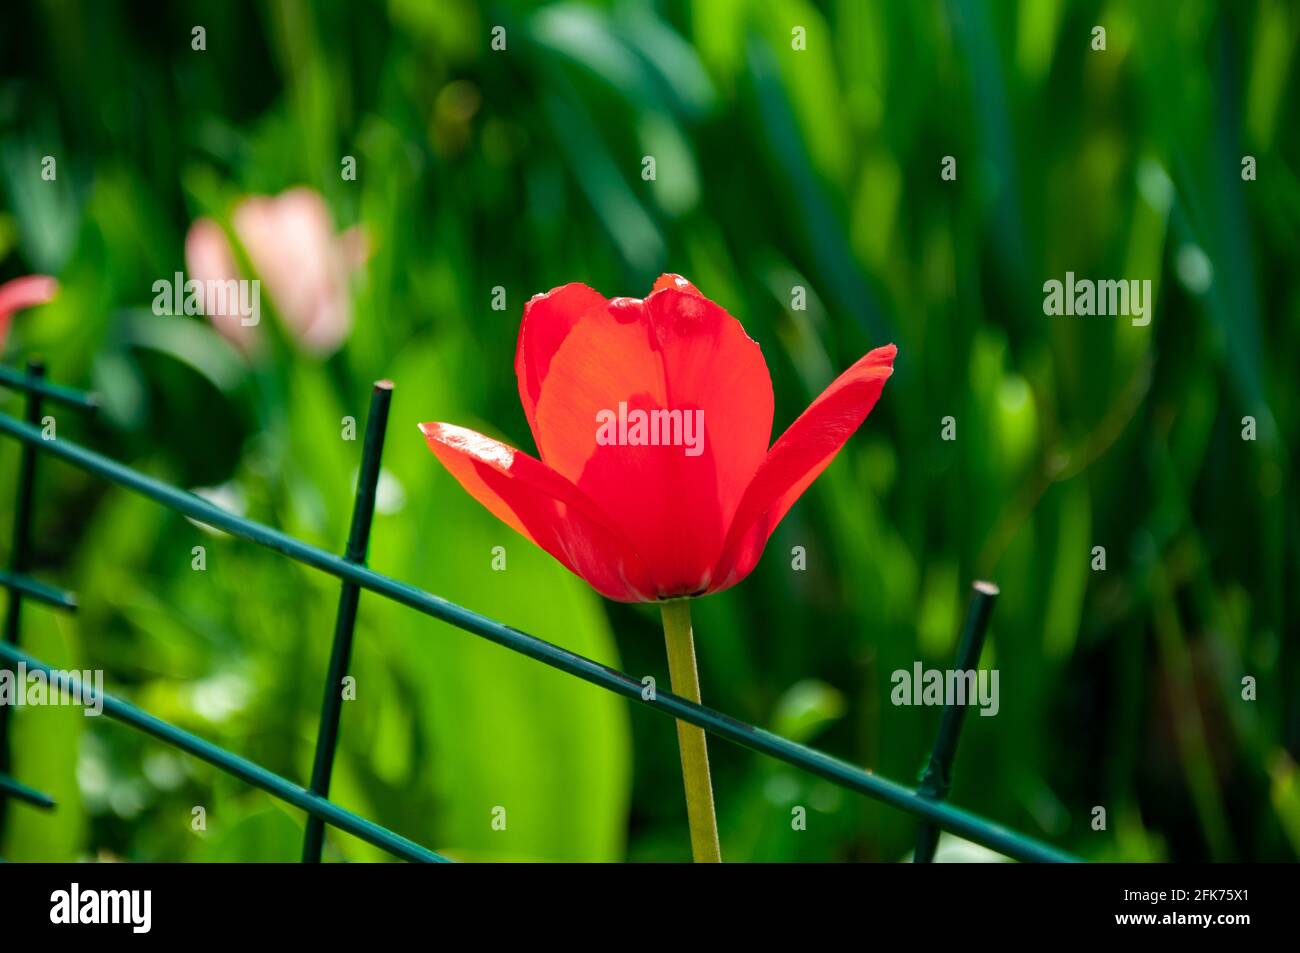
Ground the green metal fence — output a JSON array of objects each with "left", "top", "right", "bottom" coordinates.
[{"left": 0, "top": 360, "right": 1079, "bottom": 864}]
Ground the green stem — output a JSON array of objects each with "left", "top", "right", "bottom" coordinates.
[{"left": 660, "top": 600, "right": 721, "bottom": 863}]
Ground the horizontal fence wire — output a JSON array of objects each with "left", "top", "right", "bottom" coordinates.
[
  {"left": 0, "top": 643, "right": 446, "bottom": 863},
  {"left": 0, "top": 368, "right": 1080, "bottom": 864},
  {"left": 0, "top": 771, "right": 55, "bottom": 811},
  {"left": 0, "top": 570, "right": 77, "bottom": 612},
  {"left": 0, "top": 364, "right": 100, "bottom": 412}
]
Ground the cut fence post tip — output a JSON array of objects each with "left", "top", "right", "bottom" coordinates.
[{"left": 913, "top": 578, "right": 1001, "bottom": 863}]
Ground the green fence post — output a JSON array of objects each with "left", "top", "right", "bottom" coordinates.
[
  {"left": 913, "top": 581, "right": 999, "bottom": 863},
  {"left": 302, "top": 381, "right": 393, "bottom": 862},
  {"left": 0, "top": 360, "right": 47, "bottom": 841}
]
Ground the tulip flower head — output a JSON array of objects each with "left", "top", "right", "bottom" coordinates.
[
  {"left": 422, "top": 274, "right": 894, "bottom": 862},
  {"left": 0, "top": 275, "right": 59, "bottom": 354},
  {"left": 185, "top": 188, "right": 367, "bottom": 356},
  {"left": 420, "top": 275, "right": 895, "bottom": 603}
]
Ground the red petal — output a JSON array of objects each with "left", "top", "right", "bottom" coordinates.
[
  {"left": 0, "top": 275, "right": 58, "bottom": 350},
  {"left": 515, "top": 283, "right": 608, "bottom": 447},
  {"left": 419, "top": 421, "right": 655, "bottom": 602},
  {"left": 650, "top": 273, "right": 702, "bottom": 297},
  {"left": 0, "top": 275, "right": 58, "bottom": 315},
  {"left": 515, "top": 277, "right": 705, "bottom": 445},
  {"left": 709, "top": 344, "right": 897, "bottom": 593},
  {"left": 528, "top": 282, "right": 774, "bottom": 596}
]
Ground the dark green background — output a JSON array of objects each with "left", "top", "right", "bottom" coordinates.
[{"left": 0, "top": 0, "right": 1296, "bottom": 861}]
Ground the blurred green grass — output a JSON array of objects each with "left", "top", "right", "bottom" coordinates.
[{"left": 0, "top": 0, "right": 1296, "bottom": 861}]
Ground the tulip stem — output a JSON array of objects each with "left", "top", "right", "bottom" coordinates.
[{"left": 660, "top": 600, "right": 722, "bottom": 863}]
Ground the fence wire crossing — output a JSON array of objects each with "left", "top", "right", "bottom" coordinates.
[{"left": 0, "top": 362, "right": 1079, "bottom": 864}]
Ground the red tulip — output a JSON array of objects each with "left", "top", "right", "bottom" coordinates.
[
  {"left": 0, "top": 275, "right": 59, "bottom": 353},
  {"left": 420, "top": 275, "right": 895, "bottom": 603}
]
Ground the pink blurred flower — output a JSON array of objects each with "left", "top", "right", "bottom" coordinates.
[
  {"left": 0, "top": 275, "right": 59, "bottom": 353},
  {"left": 185, "top": 188, "right": 367, "bottom": 356}
]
